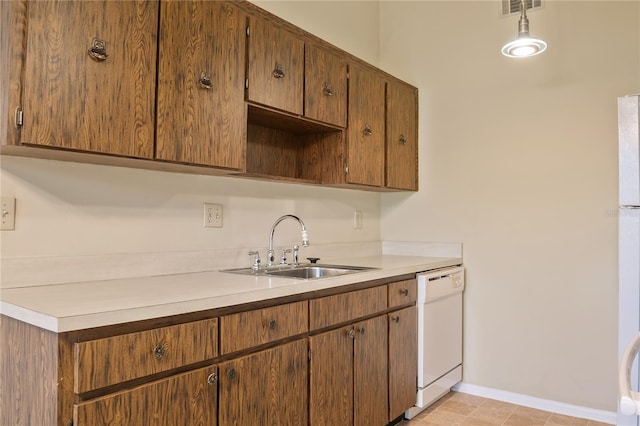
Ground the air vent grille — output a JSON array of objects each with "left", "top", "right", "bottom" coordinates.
[{"left": 502, "top": 0, "right": 542, "bottom": 15}]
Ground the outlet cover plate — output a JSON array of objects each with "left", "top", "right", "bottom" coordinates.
[
  {"left": 204, "top": 203, "right": 223, "bottom": 228},
  {"left": 1, "top": 196, "right": 16, "bottom": 230}
]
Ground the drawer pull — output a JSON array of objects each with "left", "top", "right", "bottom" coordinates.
[
  {"left": 268, "top": 319, "right": 277, "bottom": 330},
  {"left": 347, "top": 329, "right": 355, "bottom": 339},
  {"left": 199, "top": 72, "right": 213, "bottom": 90},
  {"left": 207, "top": 373, "right": 218, "bottom": 385},
  {"left": 363, "top": 123, "right": 373, "bottom": 136},
  {"left": 227, "top": 368, "right": 237, "bottom": 380},
  {"left": 273, "top": 63, "right": 285, "bottom": 79},
  {"left": 88, "top": 38, "right": 108, "bottom": 62},
  {"left": 400, "top": 288, "right": 409, "bottom": 296},
  {"left": 153, "top": 343, "right": 166, "bottom": 359},
  {"left": 323, "top": 82, "right": 334, "bottom": 96},
  {"left": 399, "top": 134, "right": 407, "bottom": 145}
]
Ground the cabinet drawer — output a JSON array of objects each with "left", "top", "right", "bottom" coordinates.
[
  {"left": 310, "top": 286, "right": 387, "bottom": 330},
  {"left": 388, "top": 279, "right": 417, "bottom": 307},
  {"left": 74, "top": 318, "right": 218, "bottom": 393},
  {"left": 220, "top": 301, "right": 308, "bottom": 354}
]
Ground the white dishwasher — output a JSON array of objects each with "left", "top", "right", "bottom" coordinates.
[{"left": 406, "top": 266, "right": 465, "bottom": 419}]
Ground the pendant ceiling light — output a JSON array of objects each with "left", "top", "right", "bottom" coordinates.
[{"left": 501, "top": 0, "right": 547, "bottom": 58}]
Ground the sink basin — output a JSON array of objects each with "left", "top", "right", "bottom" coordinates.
[{"left": 220, "top": 264, "right": 377, "bottom": 280}]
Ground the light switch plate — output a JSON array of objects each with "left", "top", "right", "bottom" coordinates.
[
  {"left": 1, "top": 196, "right": 16, "bottom": 230},
  {"left": 204, "top": 203, "right": 223, "bottom": 228}
]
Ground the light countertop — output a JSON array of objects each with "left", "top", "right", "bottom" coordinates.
[{"left": 0, "top": 255, "right": 461, "bottom": 333}]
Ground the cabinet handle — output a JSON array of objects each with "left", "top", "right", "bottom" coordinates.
[
  {"left": 323, "top": 82, "right": 334, "bottom": 96},
  {"left": 273, "top": 63, "right": 285, "bottom": 79},
  {"left": 392, "top": 316, "right": 401, "bottom": 324},
  {"left": 268, "top": 319, "right": 277, "bottom": 330},
  {"left": 347, "top": 329, "right": 356, "bottom": 339},
  {"left": 359, "top": 327, "right": 365, "bottom": 335},
  {"left": 363, "top": 124, "right": 373, "bottom": 136},
  {"left": 207, "top": 373, "right": 218, "bottom": 385},
  {"left": 199, "top": 72, "right": 213, "bottom": 90},
  {"left": 88, "top": 38, "right": 108, "bottom": 62},
  {"left": 227, "top": 368, "right": 237, "bottom": 380},
  {"left": 400, "top": 288, "right": 409, "bottom": 296},
  {"left": 399, "top": 134, "right": 407, "bottom": 145},
  {"left": 153, "top": 343, "right": 166, "bottom": 359}
]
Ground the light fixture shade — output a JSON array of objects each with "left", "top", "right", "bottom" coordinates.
[{"left": 501, "top": 0, "right": 547, "bottom": 58}]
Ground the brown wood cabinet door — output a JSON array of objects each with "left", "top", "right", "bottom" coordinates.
[
  {"left": 305, "top": 44, "right": 347, "bottom": 127},
  {"left": 388, "top": 306, "right": 418, "bottom": 421},
  {"left": 74, "top": 365, "right": 218, "bottom": 426},
  {"left": 346, "top": 64, "right": 386, "bottom": 187},
  {"left": 354, "top": 316, "right": 388, "bottom": 426},
  {"left": 156, "top": 1, "right": 246, "bottom": 170},
  {"left": 219, "top": 339, "right": 308, "bottom": 426},
  {"left": 386, "top": 81, "right": 418, "bottom": 190},
  {"left": 247, "top": 16, "right": 304, "bottom": 115},
  {"left": 21, "top": 1, "right": 158, "bottom": 158},
  {"left": 309, "top": 327, "right": 353, "bottom": 426}
]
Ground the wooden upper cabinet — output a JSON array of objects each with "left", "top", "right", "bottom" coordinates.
[
  {"left": 247, "top": 16, "right": 304, "bottom": 115},
  {"left": 346, "top": 64, "right": 386, "bottom": 187},
  {"left": 156, "top": 1, "right": 246, "bottom": 170},
  {"left": 20, "top": 1, "right": 158, "bottom": 158},
  {"left": 304, "top": 44, "right": 347, "bottom": 127},
  {"left": 386, "top": 80, "right": 419, "bottom": 191}
]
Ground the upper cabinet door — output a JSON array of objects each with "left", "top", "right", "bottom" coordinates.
[
  {"left": 21, "top": 1, "right": 158, "bottom": 158},
  {"left": 346, "top": 64, "right": 386, "bottom": 187},
  {"left": 247, "top": 17, "right": 304, "bottom": 115},
  {"left": 304, "top": 45, "right": 347, "bottom": 128},
  {"left": 156, "top": 1, "right": 246, "bottom": 170},
  {"left": 386, "top": 81, "right": 418, "bottom": 191}
]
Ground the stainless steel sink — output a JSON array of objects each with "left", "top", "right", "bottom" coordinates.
[{"left": 220, "top": 264, "right": 377, "bottom": 280}]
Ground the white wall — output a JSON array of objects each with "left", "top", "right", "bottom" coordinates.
[{"left": 379, "top": 0, "right": 639, "bottom": 412}]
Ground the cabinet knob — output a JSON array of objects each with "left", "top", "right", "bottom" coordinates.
[
  {"left": 153, "top": 343, "right": 166, "bottom": 359},
  {"left": 323, "top": 82, "right": 334, "bottom": 96},
  {"left": 273, "top": 63, "right": 285, "bottom": 79},
  {"left": 359, "top": 327, "right": 365, "bottom": 335},
  {"left": 268, "top": 319, "right": 277, "bottom": 330},
  {"left": 399, "top": 134, "right": 407, "bottom": 145},
  {"left": 199, "top": 72, "right": 213, "bottom": 90},
  {"left": 393, "top": 316, "right": 401, "bottom": 324},
  {"left": 347, "top": 329, "right": 355, "bottom": 339},
  {"left": 363, "top": 124, "right": 373, "bottom": 136},
  {"left": 207, "top": 373, "right": 218, "bottom": 385},
  {"left": 88, "top": 38, "right": 108, "bottom": 62},
  {"left": 227, "top": 368, "right": 237, "bottom": 380},
  {"left": 400, "top": 288, "right": 409, "bottom": 296}
]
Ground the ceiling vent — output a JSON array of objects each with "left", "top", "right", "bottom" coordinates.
[{"left": 502, "top": 0, "right": 542, "bottom": 16}]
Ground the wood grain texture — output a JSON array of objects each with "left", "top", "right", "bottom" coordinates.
[
  {"left": 388, "top": 306, "right": 418, "bottom": 421},
  {"left": 309, "top": 327, "right": 353, "bottom": 426},
  {"left": 309, "top": 285, "right": 387, "bottom": 330},
  {"left": 305, "top": 44, "right": 347, "bottom": 127},
  {"left": 219, "top": 301, "right": 308, "bottom": 354},
  {"left": 74, "top": 364, "right": 218, "bottom": 426},
  {"left": 156, "top": 1, "right": 246, "bottom": 170},
  {"left": 0, "top": 315, "right": 59, "bottom": 426},
  {"left": 0, "top": 0, "right": 27, "bottom": 147},
  {"left": 21, "top": 0, "right": 157, "bottom": 158},
  {"left": 74, "top": 318, "right": 218, "bottom": 393},
  {"left": 354, "top": 315, "right": 388, "bottom": 426},
  {"left": 346, "top": 63, "right": 386, "bottom": 187},
  {"left": 386, "top": 80, "right": 419, "bottom": 190},
  {"left": 388, "top": 279, "right": 417, "bottom": 308},
  {"left": 219, "top": 339, "right": 308, "bottom": 426},
  {"left": 247, "top": 15, "right": 304, "bottom": 114}
]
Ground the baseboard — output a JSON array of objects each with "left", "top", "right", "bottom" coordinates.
[{"left": 453, "top": 382, "right": 617, "bottom": 425}]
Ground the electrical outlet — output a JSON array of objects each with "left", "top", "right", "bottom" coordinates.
[
  {"left": 353, "top": 210, "right": 362, "bottom": 229},
  {"left": 203, "top": 203, "right": 223, "bottom": 228},
  {"left": 1, "top": 196, "right": 16, "bottom": 231}
]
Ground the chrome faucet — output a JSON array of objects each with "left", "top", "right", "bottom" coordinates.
[{"left": 267, "top": 215, "right": 309, "bottom": 267}]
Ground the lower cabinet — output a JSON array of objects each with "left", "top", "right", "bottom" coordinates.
[
  {"left": 388, "top": 306, "right": 418, "bottom": 422},
  {"left": 309, "top": 315, "right": 388, "bottom": 426},
  {"left": 218, "top": 339, "right": 308, "bottom": 426},
  {"left": 74, "top": 365, "right": 219, "bottom": 425}
]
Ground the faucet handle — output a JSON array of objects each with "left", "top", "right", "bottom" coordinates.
[
  {"left": 280, "top": 248, "right": 292, "bottom": 265},
  {"left": 306, "top": 257, "right": 320, "bottom": 264},
  {"left": 248, "top": 251, "right": 261, "bottom": 272}
]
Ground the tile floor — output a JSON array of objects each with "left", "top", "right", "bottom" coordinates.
[{"left": 400, "top": 392, "right": 613, "bottom": 426}]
